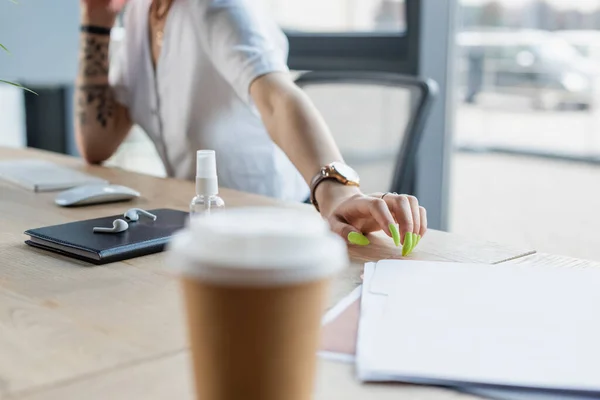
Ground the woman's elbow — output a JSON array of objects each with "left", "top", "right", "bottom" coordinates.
[
  {"left": 75, "top": 137, "right": 112, "bottom": 165},
  {"left": 81, "top": 151, "right": 107, "bottom": 165}
]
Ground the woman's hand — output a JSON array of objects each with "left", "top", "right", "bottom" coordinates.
[{"left": 318, "top": 183, "right": 427, "bottom": 256}]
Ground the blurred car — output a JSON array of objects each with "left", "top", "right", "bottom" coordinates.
[
  {"left": 457, "top": 30, "right": 600, "bottom": 110},
  {"left": 555, "top": 30, "right": 600, "bottom": 64}
]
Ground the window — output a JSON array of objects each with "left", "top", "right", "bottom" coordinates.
[
  {"left": 258, "top": 0, "right": 406, "bottom": 33},
  {"left": 258, "top": 0, "right": 416, "bottom": 73}
]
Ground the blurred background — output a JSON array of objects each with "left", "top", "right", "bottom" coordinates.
[{"left": 2, "top": 0, "right": 600, "bottom": 260}]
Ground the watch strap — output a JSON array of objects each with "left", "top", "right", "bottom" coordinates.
[
  {"left": 309, "top": 163, "right": 359, "bottom": 213},
  {"left": 309, "top": 168, "right": 329, "bottom": 212}
]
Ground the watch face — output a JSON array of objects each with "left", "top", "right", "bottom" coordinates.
[{"left": 331, "top": 162, "right": 360, "bottom": 184}]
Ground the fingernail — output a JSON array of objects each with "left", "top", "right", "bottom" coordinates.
[
  {"left": 409, "top": 233, "right": 418, "bottom": 254},
  {"left": 348, "top": 232, "right": 370, "bottom": 246},
  {"left": 410, "top": 233, "right": 421, "bottom": 253},
  {"left": 389, "top": 223, "right": 400, "bottom": 247},
  {"left": 415, "top": 234, "right": 421, "bottom": 246},
  {"left": 402, "top": 232, "right": 413, "bottom": 256}
]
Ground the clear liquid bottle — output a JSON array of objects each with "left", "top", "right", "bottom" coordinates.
[{"left": 190, "top": 150, "right": 225, "bottom": 217}]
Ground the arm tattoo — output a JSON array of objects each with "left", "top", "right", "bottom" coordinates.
[
  {"left": 77, "top": 84, "right": 115, "bottom": 128},
  {"left": 81, "top": 36, "right": 109, "bottom": 77}
]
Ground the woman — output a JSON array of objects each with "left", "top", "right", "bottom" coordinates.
[{"left": 77, "top": 0, "right": 427, "bottom": 252}]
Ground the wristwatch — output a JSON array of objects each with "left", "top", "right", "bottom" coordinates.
[{"left": 310, "top": 162, "right": 360, "bottom": 212}]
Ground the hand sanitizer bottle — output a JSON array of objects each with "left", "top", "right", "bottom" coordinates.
[{"left": 190, "top": 150, "right": 225, "bottom": 216}]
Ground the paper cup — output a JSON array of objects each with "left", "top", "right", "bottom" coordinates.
[{"left": 168, "top": 207, "right": 348, "bottom": 400}]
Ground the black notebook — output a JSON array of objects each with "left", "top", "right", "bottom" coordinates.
[{"left": 24, "top": 208, "right": 188, "bottom": 265}]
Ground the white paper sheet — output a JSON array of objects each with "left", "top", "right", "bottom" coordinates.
[{"left": 357, "top": 260, "right": 600, "bottom": 394}]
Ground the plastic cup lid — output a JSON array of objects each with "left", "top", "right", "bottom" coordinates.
[{"left": 168, "top": 207, "right": 348, "bottom": 287}]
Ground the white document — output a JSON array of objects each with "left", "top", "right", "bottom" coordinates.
[
  {"left": 0, "top": 159, "right": 107, "bottom": 192},
  {"left": 357, "top": 260, "right": 600, "bottom": 394}
]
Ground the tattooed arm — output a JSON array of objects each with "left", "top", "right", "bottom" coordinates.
[{"left": 75, "top": 7, "right": 132, "bottom": 164}]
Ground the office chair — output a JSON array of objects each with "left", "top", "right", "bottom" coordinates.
[{"left": 295, "top": 71, "right": 438, "bottom": 195}]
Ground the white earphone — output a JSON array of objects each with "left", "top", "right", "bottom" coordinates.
[
  {"left": 93, "top": 209, "right": 157, "bottom": 234},
  {"left": 124, "top": 208, "right": 158, "bottom": 222},
  {"left": 93, "top": 219, "right": 129, "bottom": 234}
]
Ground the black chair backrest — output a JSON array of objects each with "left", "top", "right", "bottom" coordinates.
[{"left": 295, "top": 71, "right": 438, "bottom": 194}]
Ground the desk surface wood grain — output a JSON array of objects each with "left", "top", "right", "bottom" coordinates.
[{"left": 0, "top": 147, "right": 536, "bottom": 400}]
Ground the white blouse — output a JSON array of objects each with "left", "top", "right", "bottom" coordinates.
[{"left": 109, "top": 0, "right": 309, "bottom": 201}]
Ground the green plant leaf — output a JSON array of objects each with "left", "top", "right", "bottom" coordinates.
[{"left": 0, "top": 80, "right": 38, "bottom": 95}]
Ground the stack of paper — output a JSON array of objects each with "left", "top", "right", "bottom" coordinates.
[{"left": 320, "top": 260, "right": 600, "bottom": 400}]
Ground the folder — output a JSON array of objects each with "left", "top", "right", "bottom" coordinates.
[
  {"left": 357, "top": 260, "right": 600, "bottom": 395},
  {"left": 319, "top": 269, "right": 600, "bottom": 400}
]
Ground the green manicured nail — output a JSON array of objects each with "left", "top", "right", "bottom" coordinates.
[
  {"left": 402, "top": 232, "right": 413, "bottom": 256},
  {"left": 415, "top": 234, "right": 421, "bottom": 246},
  {"left": 389, "top": 223, "right": 400, "bottom": 247},
  {"left": 409, "top": 233, "right": 418, "bottom": 254},
  {"left": 348, "top": 232, "right": 370, "bottom": 246}
]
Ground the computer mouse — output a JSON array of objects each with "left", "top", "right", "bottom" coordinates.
[{"left": 55, "top": 184, "right": 141, "bottom": 207}]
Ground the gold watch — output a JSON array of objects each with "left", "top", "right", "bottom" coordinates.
[{"left": 310, "top": 162, "right": 360, "bottom": 212}]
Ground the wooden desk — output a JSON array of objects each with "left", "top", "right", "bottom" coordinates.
[{"left": 0, "top": 147, "right": 536, "bottom": 400}]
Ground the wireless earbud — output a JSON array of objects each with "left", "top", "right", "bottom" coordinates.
[
  {"left": 93, "top": 219, "right": 129, "bottom": 234},
  {"left": 124, "top": 208, "right": 157, "bottom": 222}
]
